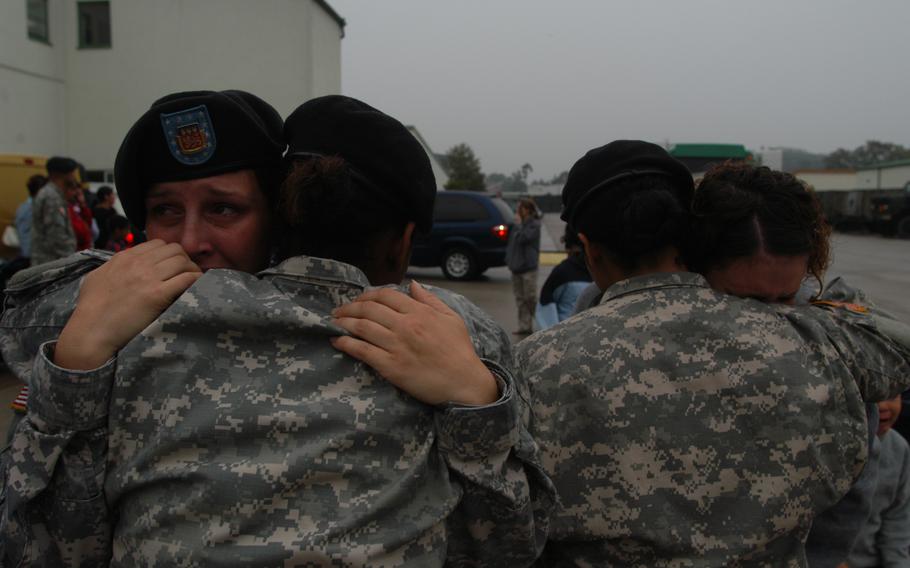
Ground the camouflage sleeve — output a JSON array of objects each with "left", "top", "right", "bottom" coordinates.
[
  {"left": 792, "top": 303, "right": 910, "bottom": 403},
  {"left": 813, "top": 276, "right": 910, "bottom": 349},
  {"left": 1, "top": 341, "right": 113, "bottom": 567},
  {"left": 435, "top": 360, "right": 555, "bottom": 567},
  {"left": 805, "top": 403, "right": 881, "bottom": 566},
  {"left": 35, "top": 192, "right": 75, "bottom": 260}
]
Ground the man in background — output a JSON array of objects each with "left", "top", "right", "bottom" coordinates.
[
  {"left": 92, "top": 186, "right": 117, "bottom": 248},
  {"left": 30, "top": 157, "right": 79, "bottom": 265},
  {"left": 13, "top": 174, "right": 46, "bottom": 262}
]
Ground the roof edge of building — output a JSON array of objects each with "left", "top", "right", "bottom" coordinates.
[
  {"left": 792, "top": 168, "right": 855, "bottom": 174},
  {"left": 856, "top": 158, "right": 910, "bottom": 171},
  {"left": 313, "top": 0, "right": 346, "bottom": 36}
]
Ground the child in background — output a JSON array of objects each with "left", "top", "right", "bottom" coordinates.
[
  {"left": 535, "top": 226, "right": 592, "bottom": 330},
  {"left": 103, "top": 215, "right": 131, "bottom": 252},
  {"left": 844, "top": 395, "right": 910, "bottom": 568}
]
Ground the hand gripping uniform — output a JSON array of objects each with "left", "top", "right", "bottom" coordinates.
[
  {"left": 0, "top": 251, "right": 553, "bottom": 567},
  {"left": 516, "top": 272, "right": 910, "bottom": 567}
]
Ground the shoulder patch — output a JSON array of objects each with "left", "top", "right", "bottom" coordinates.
[
  {"left": 812, "top": 299, "right": 870, "bottom": 314},
  {"left": 160, "top": 105, "right": 216, "bottom": 165}
]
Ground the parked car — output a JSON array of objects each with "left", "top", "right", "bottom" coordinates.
[{"left": 410, "top": 191, "right": 514, "bottom": 280}]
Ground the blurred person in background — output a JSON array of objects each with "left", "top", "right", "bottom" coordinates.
[
  {"left": 102, "top": 214, "right": 131, "bottom": 252},
  {"left": 506, "top": 197, "right": 541, "bottom": 335},
  {"left": 30, "top": 156, "right": 79, "bottom": 265},
  {"left": 13, "top": 174, "right": 46, "bottom": 262},
  {"left": 843, "top": 394, "right": 910, "bottom": 568},
  {"left": 68, "top": 181, "right": 94, "bottom": 251},
  {"left": 535, "top": 225, "right": 591, "bottom": 330},
  {"left": 92, "top": 185, "right": 117, "bottom": 248}
]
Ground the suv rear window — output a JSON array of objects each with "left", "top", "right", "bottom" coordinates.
[
  {"left": 491, "top": 198, "right": 514, "bottom": 222},
  {"left": 435, "top": 194, "right": 490, "bottom": 222}
]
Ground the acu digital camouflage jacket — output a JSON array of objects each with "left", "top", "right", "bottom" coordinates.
[
  {"left": 0, "top": 251, "right": 553, "bottom": 567},
  {"left": 518, "top": 272, "right": 910, "bottom": 568}
]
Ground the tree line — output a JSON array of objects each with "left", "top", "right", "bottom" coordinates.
[{"left": 440, "top": 140, "right": 910, "bottom": 193}]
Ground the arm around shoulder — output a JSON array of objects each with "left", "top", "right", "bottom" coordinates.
[
  {"left": 2, "top": 340, "right": 114, "bottom": 566},
  {"left": 437, "top": 361, "right": 556, "bottom": 567}
]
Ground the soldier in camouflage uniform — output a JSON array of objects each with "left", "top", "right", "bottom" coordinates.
[
  {"left": 516, "top": 141, "right": 910, "bottom": 566},
  {"left": 689, "top": 162, "right": 884, "bottom": 568},
  {"left": 328, "top": 140, "right": 910, "bottom": 567},
  {"left": 30, "top": 157, "right": 80, "bottom": 266},
  {"left": 1, "top": 94, "right": 552, "bottom": 566}
]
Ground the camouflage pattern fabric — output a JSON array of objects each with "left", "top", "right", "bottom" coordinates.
[
  {"left": 1, "top": 254, "right": 553, "bottom": 567},
  {"left": 516, "top": 272, "right": 910, "bottom": 567},
  {"left": 30, "top": 183, "right": 77, "bottom": 267},
  {"left": 0, "top": 250, "right": 110, "bottom": 382}
]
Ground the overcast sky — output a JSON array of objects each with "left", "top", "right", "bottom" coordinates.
[{"left": 329, "top": 0, "right": 910, "bottom": 180}]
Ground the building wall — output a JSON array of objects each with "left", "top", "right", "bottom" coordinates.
[
  {"left": 406, "top": 127, "right": 449, "bottom": 191},
  {"left": 759, "top": 149, "right": 784, "bottom": 171},
  {"left": 309, "top": 3, "right": 343, "bottom": 98},
  {"left": 64, "top": 0, "right": 343, "bottom": 171},
  {"left": 0, "top": 0, "right": 67, "bottom": 156},
  {"left": 2, "top": 1, "right": 342, "bottom": 171},
  {"left": 794, "top": 171, "right": 856, "bottom": 192},
  {"left": 857, "top": 164, "right": 910, "bottom": 191}
]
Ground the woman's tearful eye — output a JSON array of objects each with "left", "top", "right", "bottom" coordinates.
[
  {"left": 147, "top": 203, "right": 183, "bottom": 223},
  {"left": 209, "top": 203, "right": 247, "bottom": 220}
]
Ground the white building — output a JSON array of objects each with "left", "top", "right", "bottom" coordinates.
[
  {"left": 856, "top": 160, "right": 910, "bottom": 192},
  {"left": 1, "top": 0, "right": 344, "bottom": 180},
  {"left": 793, "top": 169, "right": 857, "bottom": 192},
  {"left": 406, "top": 126, "right": 449, "bottom": 191},
  {"left": 525, "top": 183, "right": 562, "bottom": 196}
]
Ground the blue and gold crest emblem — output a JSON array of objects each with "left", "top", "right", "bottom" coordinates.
[{"left": 160, "top": 105, "right": 216, "bottom": 165}]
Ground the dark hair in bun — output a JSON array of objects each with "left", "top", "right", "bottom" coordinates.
[
  {"left": 275, "top": 156, "right": 408, "bottom": 268},
  {"left": 574, "top": 174, "right": 691, "bottom": 270}
]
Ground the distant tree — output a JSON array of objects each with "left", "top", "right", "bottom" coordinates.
[
  {"left": 519, "top": 163, "right": 533, "bottom": 181},
  {"left": 443, "top": 143, "right": 485, "bottom": 190},
  {"left": 490, "top": 163, "right": 534, "bottom": 193},
  {"left": 485, "top": 172, "right": 508, "bottom": 192},
  {"left": 825, "top": 140, "right": 910, "bottom": 169}
]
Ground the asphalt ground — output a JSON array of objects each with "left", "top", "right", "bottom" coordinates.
[{"left": 0, "top": 231, "right": 907, "bottom": 442}]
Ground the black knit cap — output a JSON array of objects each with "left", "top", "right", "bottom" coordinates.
[
  {"left": 114, "top": 90, "right": 284, "bottom": 228},
  {"left": 561, "top": 140, "right": 694, "bottom": 226},
  {"left": 284, "top": 95, "right": 436, "bottom": 233}
]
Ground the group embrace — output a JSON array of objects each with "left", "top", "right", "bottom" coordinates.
[{"left": 1, "top": 90, "right": 909, "bottom": 567}]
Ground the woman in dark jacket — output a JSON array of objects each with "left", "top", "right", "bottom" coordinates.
[{"left": 506, "top": 197, "right": 541, "bottom": 335}]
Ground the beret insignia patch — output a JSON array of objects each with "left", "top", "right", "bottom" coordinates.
[{"left": 160, "top": 105, "right": 216, "bottom": 165}]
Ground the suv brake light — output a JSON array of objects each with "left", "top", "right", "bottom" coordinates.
[{"left": 492, "top": 224, "right": 509, "bottom": 241}]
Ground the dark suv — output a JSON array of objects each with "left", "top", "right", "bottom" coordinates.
[{"left": 410, "top": 191, "right": 514, "bottom": 280}]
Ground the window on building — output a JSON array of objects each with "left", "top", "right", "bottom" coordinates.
[
  {"left": 78, "top": 1, "right": 111, "bottom": 49},
  {"left": 26, "top": 0, "right": 49, "bottom": 43}
]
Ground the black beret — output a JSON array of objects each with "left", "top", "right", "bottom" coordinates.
[
  {"left": 284, "top": 95, "right": 436, "bottom": 233},
  {"left": 46, "top": 156, "right": 79, "bottom": 175},
  {"left": 561, "top": 140, "right": 694, "bottom": 226},
  {"left": 114, "top": 90, "right": 284, "bottom": 228}
]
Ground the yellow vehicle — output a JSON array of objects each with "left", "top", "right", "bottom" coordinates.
[{"left": 0, "top": 154, "right": 47, "bottom": 260}]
